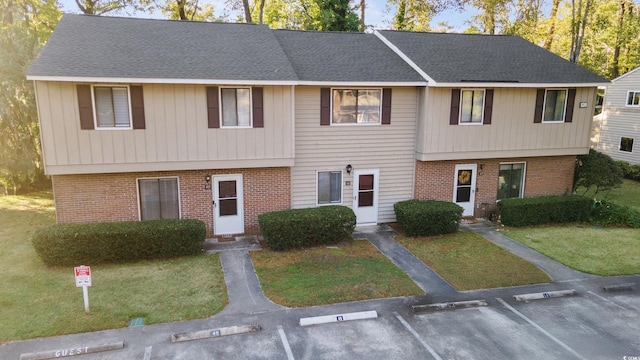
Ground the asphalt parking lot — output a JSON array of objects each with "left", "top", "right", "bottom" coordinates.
[{"left": 5, "top": 287, "right": 638, "bottom": 360}]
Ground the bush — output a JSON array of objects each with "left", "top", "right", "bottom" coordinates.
[
  {"left": 394, "top": 200, "right": 463, "bottom": 236},
  {"left": 258, "top": 206, "right": 356, "bottom": 251},
  {"left": 32, "top": 219, "right": 206, "bottom": 266},
  {"left": 497, "top": 196, "right": 592, "bottom": 227},
  {"left": 590, "top": 200, "right": 640, "bottom": 228},
  {"left": 616, "top": 160, "right": 640, "bottom": 181},
  {"left": 574, "top": 149, "right": 623, "bottom": 195}
]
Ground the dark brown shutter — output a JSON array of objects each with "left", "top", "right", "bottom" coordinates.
[
  {"left": 252, "top": 87, "right": 264, "bottom": 128},
  {"left": 320, "top": 88, "right": 330, "bottom": 126},
  {"left": 534, "top": 89, "right": 545, "bottom": 123},
  {"left": 130, "top": 85, "right": 145, "bottom": 129},
  {"left": 483, "top": 89, "right": 494, "bottom": 125},
  {"left": 381, "top": 88, "right": 392, "bottom": 125},
  {"left": 450, "top": 89, "right": 461, "bottom": 125},
  {"left": 77, "top": 84, "right": 94, "bottom": 130},
  {"left": 206, "top": 86, "right": 220, "bottom": 128},
  {"left": 565, "top": 88, "right": 576, "bottom": 123}
]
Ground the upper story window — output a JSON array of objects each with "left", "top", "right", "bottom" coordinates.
[
  {"left": 221, "top": 88, "right": 251, "bottom": 127},
  {"left": 626, "top": 91, "right": 640, "bottom": 107},
  {"left": 534, "top": 88, "right": 575, "bottom": 124},
  {"left": 332, "top": 89, "right": 381, "bottom": 124},
  {"left": 459, "top": 89, "right": 485, "bottom": 124},
  {"left": 206, "top": 86, "right": 263, "bottom": 129},
  {"left": 93, "top": 86, "right": 131, "bottom": 128}
]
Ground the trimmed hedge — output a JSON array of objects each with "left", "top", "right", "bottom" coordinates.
[
  {"left": 258, "top": 206, "right": 356, "bottom": 251},
  {"left": 590, "top": 200, "right": 640, "bottom": 228},
  {"left": 32, "top": 219, "right": 206, "bottom": 266},
  {"left": 497, "top": 195, "right": 592, "bottom": 227},
  {"left": 394, "top": 200, "right": 463, "bottom": 236}
]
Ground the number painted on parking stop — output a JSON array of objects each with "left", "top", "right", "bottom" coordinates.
[
  {"left": 211, "top": 330, "right": 221, "bottom": 337},
  {"left": 54, "top": 347, "right": 89, "bottom": 357},
  {"left": 447, "top": 303, "right": 456, "bottom": 309},
  {"left": 543, "top": 293, "right": 550, "bottom": 298},
  {"left": 336, "top": 316, "right": 344, "bottom": 321}
]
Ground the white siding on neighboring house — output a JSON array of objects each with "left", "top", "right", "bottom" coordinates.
[
  {"left": 291, "top": 86, "right": 419, "bottom": 223},
  {"left": 35, "top": 82, "right": 295, "bottom": 175},
  {"left": 416, "top": 87, "right": 597, "bottom": 161},
  {"left": 595, "top": 69, "right": 640, "bottom": 164}
]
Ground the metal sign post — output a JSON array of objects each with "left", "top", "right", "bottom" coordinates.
[{"left": 74, "top": 265, "right": 92, "bottom": 314}]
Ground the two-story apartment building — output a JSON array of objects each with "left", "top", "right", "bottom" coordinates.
[{"left": 27, "top": 14, "right": 607, "bottom": 236}]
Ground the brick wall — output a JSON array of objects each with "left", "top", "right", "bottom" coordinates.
[
  {"left": 52, "top": 167, "right": 290, "bottom": 237},
  {"left": 414, "top": 155, "right": 576, "bottom": 217}
]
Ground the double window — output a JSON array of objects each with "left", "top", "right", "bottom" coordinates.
[
  {"left": 317, "top": 171, "right": 342, "bottom": 205},
  {"left": 626, "top": 91, "right": 640, "bottom": 107},
  {"left": 138, "top": 178, "right": 180, "bottom": 220},
  {"left": 497, "top": 163, "right": 525, "bottom": 200},
  {"left": 620, "top": 137, "right": 634, "bottom": 152},
  {"left": 332, "top": 89, "right": 381, "bottom": 124}
]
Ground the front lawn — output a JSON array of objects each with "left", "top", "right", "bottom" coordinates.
[
  {"left": 395, "top": 232, "right": 551, "bottom": 290},
  {"left": 503, "top": 225, "right": 640, "bottom": 276},
  {"left": 0, "top": 193, "right": 227, "bottom": 342},
  {"left": 250, "top": 239, "right": 423, "bottom": 307},
  {"left": 580, "top": 179, "right": 640, "bottom": 211}
]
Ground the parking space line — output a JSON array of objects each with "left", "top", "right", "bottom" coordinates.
[
  {"left": 277, "top": 325, "right": 295, "bottom": 360},
  {"left": 394, "top": 312, "right": 443, "bottom": 360},
  {"left": 496, "top": 298, "right": 585, "bottom": 360},
  {"left": 586, "top": 291, "right": 628, "bottom": 310},
  {"left": 143, "top": 346, "right": 152, "bottom": 360}
]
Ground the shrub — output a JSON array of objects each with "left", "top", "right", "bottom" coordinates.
[
  {"left": 258, "top": 206, "right": 356, "bottom": 251},
  {"left": 574, "top": 149, "right": 623, "bottom": 195},
  {"left": 394, "top": 200, "right": 463, "bottom": 236},
  {"left": 590, "top": 200, "right": 640, "bottom": 228},
  {"left": 497, "top": 195, "right": 592, "bottom": 227},
  {"left": 32, "top": 219, "right": 206, "bottom": 266},
  {"left": 616, "top": 160, "right": 640, "bottom": 181}
]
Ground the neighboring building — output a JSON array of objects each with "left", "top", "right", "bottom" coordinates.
[
  {"left": 593, "top": 67, "right": 640, "bottom": 164},
  {"left": 27, "top": 14, "right": 607, "bottom": 236}
]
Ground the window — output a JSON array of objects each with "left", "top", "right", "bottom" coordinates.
[
  {"left": 138, "top": 178, "right": 180, "bottom": 220},
  {"left": 594, "top": 88, "right": 605, "bottom": 115},
  {"left": 93, "top": 86, "right": 131, "bottom": 128},
  {"left": 459, "top": 89, "right": 484, "bottom": 124},
  {"left": 497, "top": 163, "right": 525, "bottom": 200},
  {"left": 332, "top": 89, "right": 381, "bottom": 124},
  {"left": 626, "top": 91, "right": 640, "bottom": 107},
  {"left": 221, "top": 88, "right": 251, "bottom": 127},
  {"left": 620, "top": 137, "right": 634, "bottom": 152},
  {"left": 543, "top": 89, "right": 567, "bottom": 122},
  {"left": 317, "top": 171, "right": 342, "bottom": 204}
]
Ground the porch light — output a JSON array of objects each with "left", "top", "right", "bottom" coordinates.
[
  {"left": 204, "top": 175, "right": 211, "bottom": 190},
  {"left": 346, "top": 164, "right": 353, "bottom": 174}
]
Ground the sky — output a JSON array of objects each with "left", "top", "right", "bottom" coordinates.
[{"left": 57, "top": 0, "right": 472, "bottom": 31}]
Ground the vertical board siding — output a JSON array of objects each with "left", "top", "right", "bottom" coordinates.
[
  {"left": 36, "top": 82, "right": 294, "bottom": 171},
  {"left": 418, "top": 87, "right": 596, "bottom": 158},
  {"left": 291, "top": 86, "right": 418, "bottom": 223}
]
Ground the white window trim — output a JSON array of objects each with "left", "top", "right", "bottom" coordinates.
[
  {"left": 136, "top": 176, "right": 182, "bottom": 220},
  {"left": 458, "top": 88, "right": 485, "bottom": 125},
  {"left": 619, "top": 136, "right": 634, "bottom": 153},
  {"left": 496, "top": 161, "right": 527, "bottom": 201},
  {"left": 316, "top": 170, "right": 344, "bottom": 206},
  {"left": 625, "top": 90, "right": 640, "bottom": 107},
  {"left": 541, "top": 88, "right": 568, "bottom": 123},
  {"left": 91, "top": 84, "right": 133, "bottom": 130},
  {"left": 330, "top": 88, "right": 383, "bottom": 126},
  {"left": 219, "top": 86, "right": 253, "bottom": 129}
]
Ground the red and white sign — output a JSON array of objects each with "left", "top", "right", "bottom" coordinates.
[{"left": 74, "top": 266, "right": 92, "bottom": 287}]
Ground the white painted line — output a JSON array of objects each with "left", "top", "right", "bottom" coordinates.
[
  {"left": 299, "top": 310, "right": 378, "bottom": 326},
  {"left": 278, "top": 325, "right": 295, "bottom": 360},
  {"left": 19, "top": 341, "right": 125, "bottom": 360},
  {"left": 171, "top": 324, "right": 260, "bottom": 343},
  {"left": 412, "top": 299, "right": 487, "bottom": 312},
  {"left": 514, "top": 289, "right": 577, "bottom": 302},
  {"left": 143, "top": 346, "right": 152, "bottom": 360},
  {"left": 586, "top": 291, "right": 628, "bottom": 311},
  {"left": 394, "top": 313, "right": 443, "bottom": 360},
  {"left": 496, "top": 298, "right": 585, "bottom": 359}
]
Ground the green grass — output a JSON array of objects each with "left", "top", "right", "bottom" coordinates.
[
  {"left": 0, "top": 193, "right": 228, "bottom": 342},
  {"left": 503, "top": 225, "right": 640, "bottom": 276},
  {"left": 580, "top": 179, "right": 640, "bottom": 211},
  {"left": 250, "top": 239, "right": 423, "bottom": 307},
  {"left": 395, "top": 232, "right": 551, "bottom": 291}
]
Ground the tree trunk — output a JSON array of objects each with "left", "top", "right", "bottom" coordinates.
[
  {"left": 242, "top": 0, "right": 253, "bottom": 23},
  {"left": 176, "top": 0, "right": 187, "bottom": 20},
  {"left": 395, "top": 0, "right": 406, "bottom": 30},
  {"left": 611, "top": 0, "right": 626, "bottom": 78},
  {"left": 543, "top": 0, "right": 560, "bottom": 49},
  {"left": 573, "top": 0, "right": 592, "bottom": 63},
  {"left": 360, "top": 0, "right": 365, "bottom": 31},
  {"left": 258, "top": 0, "right": 265, "bottom": 24},
  {"left": 3, "top": 0, "right": 14, "bottom": 25}
]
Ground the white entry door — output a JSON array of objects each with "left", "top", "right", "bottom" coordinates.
[
  {"left": 453, "top": 164, "right": 477, "bottom": 217},
  {"left": 353, "top": 169, "right": 379, "bottom": 225},
  {"left": 213, "top": 174, "right": 244, "bottom": 235}
]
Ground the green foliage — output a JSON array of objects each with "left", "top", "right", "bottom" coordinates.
[
  {"left": 574, "top": 149, "right": 623, "bottom": 196},
  {"left": 258, "top": 206, "right": 356, "bottom": 250},
  {"left": 312, "top": 0, "right": 359, "bottom": 31},
  {"left": 497, "top": 195, "right": 592, "bottom": 227},
  {"left": 32, "top": 219, "right": 206, "bottom": 266},
  {"left": 616, "top": 161, "right": 640, "bottom": 181},
  {"left": 590, "top": 200, "right": 640, "bottom": 228},
  {"left": 393, "top": 199, "right": 463, "bottom": 236}
]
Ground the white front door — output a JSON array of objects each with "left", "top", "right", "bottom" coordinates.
[
  {"left": 453, "top": 164, "right": 477, "bottom": 217},
  {"left": 213, "top": 174, "right": 244, "bottom": 235},
  {"left": 353, "top": 169, "right": 379, "bottom": 225}
]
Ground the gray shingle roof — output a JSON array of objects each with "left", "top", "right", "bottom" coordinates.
[
  {"left": 27, "top": 14, "right": 299, "bottom": 81},
  {"left": 273, "top": 30, "right": 424, "bottom": 82},
  {"left": 378, "top": 30, "right": 608, "bottom": 84}
]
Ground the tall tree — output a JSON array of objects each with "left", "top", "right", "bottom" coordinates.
[
  {"left": 74, "top": 0, "right": 136, "bottom": 15},
  {"left": 543, "top": 0, "right": 561, "bottom": 49},
  {"left": 569, "top": 0, "right": 594, "bottom": 63},
  {"left": 391, "top": 0, "right": 456, "bottom": 31}
]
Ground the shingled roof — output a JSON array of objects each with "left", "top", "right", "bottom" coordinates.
[{"left": 377, "top": 30, "right": 608, "bottom": 85}]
